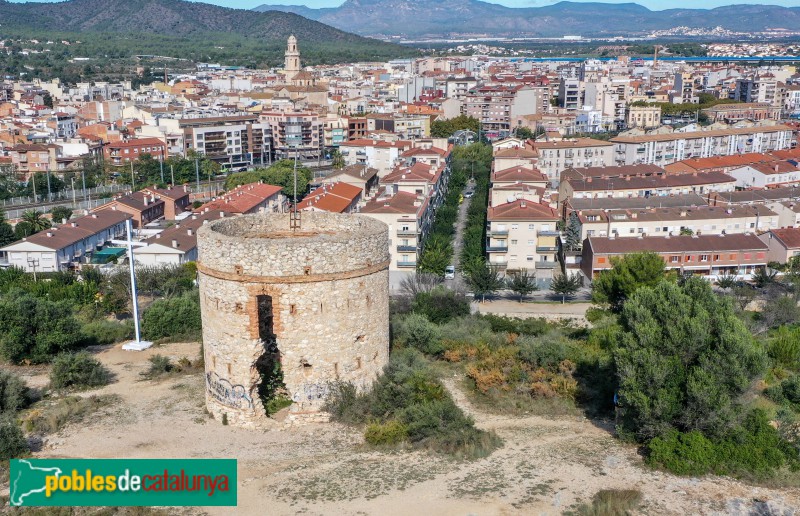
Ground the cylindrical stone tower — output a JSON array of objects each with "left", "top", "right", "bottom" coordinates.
[{"left": 196, "top": 212, "right": 390, "bottom": 427}]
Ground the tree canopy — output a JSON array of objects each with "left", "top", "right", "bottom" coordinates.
[
  {"left": 592, "top": 252, "right": 668, "bottom": 312},
  {"left": 430, "top": 115, "right": 480, "bottom": 138},
  {"left": 224, "top": 160, "right": 312, "bottom": 199},
  {"left": 615, "top": 277, "right": 766, "bottom": 442}
]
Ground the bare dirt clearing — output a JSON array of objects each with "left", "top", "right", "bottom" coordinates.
[{"left": 3, "top": 341, "right": 798, "bottom": 515}]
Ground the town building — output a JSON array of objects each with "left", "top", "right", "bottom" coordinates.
[
  {"left": 105, "top": 138, "right": 166, "bottom": 166},
  {"left": 534, "top": 138, "right": 614, "bottom": 183},
  {"left": 196, "top": 182, "right": 286, "bottom": 214},
  {"left": 297, "top": 182, "right": 362, "bottom": 213},
  {"left": 761, "top": 228, "right": 800, "bottom": 265},
  {"left": 570, "top": 204, "right": 777, "bottom": 241},
  {"left": 610, "top": 125, "right": 794, "bottom": 167},
  {"left": 727, "top": 161, "right": 800, "bottom": 189},
  {"left": 360, "top": 189, "right": 433, "bottom": 276},
  {"left": 132, "top": 210, "right": 225, "bottom": 266},
  {"left": 180, "top": 115, "right": 272, "bottom": 168},
  {"left": 559, "top": 171, "right": 736, "bottom": 204},
  {"left": 95, "top": 191, "right": 165, "bottom": 228},
  {"left": 319, "top": 164, "right": 379, "bottom": 197},
  {"left": 581, "top": 234, "right": 769, "bottom": 280},
  {"left": 486, "top": 199, "right": 560, "bottom": 276},
  {"left": 338, "top": 139, "right": 412, "bottom": 177},
  {"left": 0, "top": 210, "right": 131, "bottom": 272}
]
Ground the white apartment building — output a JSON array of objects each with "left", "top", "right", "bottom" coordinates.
[
  {"left": 1, "top": 210, "right": 132, "bottom": 272},
  {"left": 728, "top": 161, "right": 800, "bottom": 189},
  {"left": 338, "top": 138, "right": 412, "bottom": 177},
  {"left": 486, "top": 199, "right": 561, "bottom": 276},
  {"left": 571, "top": 204, "right": 778, "bottom": 241},
  {"left": 534, "top": 138, "right": 614, "bottom": 184},
  {"left": 611, "top": 125, "right": 794, "bottom": 167}
]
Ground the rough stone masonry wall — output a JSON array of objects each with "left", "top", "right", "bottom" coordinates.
[{"left": 196, "top": 212, "right": 390, "bottom": 428}]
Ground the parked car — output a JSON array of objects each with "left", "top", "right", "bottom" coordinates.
[
  {"left": 444, "top": 265, "right": 456, "bottom": 280},
  {"left": 464, "top": 191, "right": 474, "bottom": 198}
]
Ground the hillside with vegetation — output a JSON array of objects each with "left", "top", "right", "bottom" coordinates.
[{"left": 0, "top": 0, "right": 414, "bottom": 79}]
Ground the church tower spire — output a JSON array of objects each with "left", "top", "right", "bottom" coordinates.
[{"left": 284, "top": 35, "right": 301, "bottom": 76}]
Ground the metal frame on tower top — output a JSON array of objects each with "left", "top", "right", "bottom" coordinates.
[{"left": 290, "top": 144, "right": 301, "bottom": 230}]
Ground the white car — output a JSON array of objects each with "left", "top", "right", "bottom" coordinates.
[{"left": 444, "top": 265, "right": 456, "bottom": 280}]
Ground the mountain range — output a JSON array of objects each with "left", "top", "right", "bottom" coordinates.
[
  {"left": 0, "top": 0, "right": 409, "bottom": 62},
  {"left": 253, "top": 0, "right": 800, "bottom": 38}
]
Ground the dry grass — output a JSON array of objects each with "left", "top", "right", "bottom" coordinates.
[
  {"left": 21, "top": 394, "right": 121, "bottom": 435},
  {"left": 573, "top": 489, "right": 643, "bottom": 516}
]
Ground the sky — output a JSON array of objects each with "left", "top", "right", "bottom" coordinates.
[{"left": 9, "top": 0, "right": 800, "bottom": 9}]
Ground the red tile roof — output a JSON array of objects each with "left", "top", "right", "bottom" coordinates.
[
  {"left": 769, "top": 228, "right": 800, "bottom": 250},
  {"left": 487, "top": 199, "right": 558, "bottom": 221},
  {"left": 297, "top": 182, "right": 361, "bottom": 213},
  {"left": 492, "top": 165, "right": 548, "bottom": 184},
  {"left": 197, "top": 182, "right": 283, "bottom": 214},
  {"left": 587, "top": 233, "right": 767, "bottom": 255}
]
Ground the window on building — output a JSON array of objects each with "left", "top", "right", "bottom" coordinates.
[
  {"left": 744, "top": 253, "right": 752, "bottom": 260},
  {"left": 510, "top": 255, "right": 517, "bottom": 261},
  {"left": 511, "top": 240, "right": 518, "bottom": 245},
  {"left": 527, "top": 240, "right": 535, "bottom": 246},
  {"left": 527, "top": 256, "right": 534, "bottom": 261},
  {"left": 511, "top": 224, "right": 519, "bottom": 230},
  {"left": 700, "top": 255, "right": 709, "bottom": 262},
  {"left": 671, "top": 256, "right": 680, "bottom": 263},
  {"left": 598, "top": 257, "right": 606, "bottom": 264},
  {"left": 528, "top": 224, "right": 535, "bottom": 230}
]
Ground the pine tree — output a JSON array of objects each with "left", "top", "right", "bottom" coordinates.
[{"left": 564, "top": 211, "right": 583, "bottom": 252}]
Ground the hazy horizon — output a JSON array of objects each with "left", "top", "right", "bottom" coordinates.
[{"left": 6, "top": 0, "right": 800, "bottom": 11}]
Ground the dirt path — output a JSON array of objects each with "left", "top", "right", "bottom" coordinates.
[{"left": 5, "top": 342, "right": 799, "bottom": 515}]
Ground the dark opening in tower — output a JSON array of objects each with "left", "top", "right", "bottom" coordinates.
[{"left": 254, "top": 295, "right": 291, "bottom": 415}]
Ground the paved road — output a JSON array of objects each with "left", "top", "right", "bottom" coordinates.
[
  {"left": 475, "top": 298, "right": 591, "bottom": 322},
  {"left": 451, "top": 183, "right": 473, "bottom": 271}
]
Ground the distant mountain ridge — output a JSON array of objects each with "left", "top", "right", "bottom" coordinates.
[{"left": 254, "top": 0, "right": 800, "bottom": 38}]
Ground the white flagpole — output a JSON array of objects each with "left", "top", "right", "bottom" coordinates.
[{"left": 126, "top": 219, "right": 142, "bottom": 344}]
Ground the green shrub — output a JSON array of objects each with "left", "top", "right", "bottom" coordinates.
[
  {"left": 50, "top": 352, "right": 111, "bottom": 390},
  {"left": 364, "top": 419, "right": 409, "bottom": 446},
  {"left": 479, "top": 314, "right": 550, "bottom": 336},
  {"left": 765, "top": 375, "right": 800, "bottom": 409},
  {"left": 80, "top": 320, "right": 133, "bottom": 346},
  {"left": 0, "top": 416, "right": 29, "bottom": 460},
  {"left": 394, "top": 313, "right": 443, "bottom": 356},
  {"left": 585, "top": 306, "right": 612, "bottom": 323},
  {"left": 518, "top": 335, "right": 570, "bottom": 371},
  {"left": 264, "top": 395, "right": 292, "bottom": 415},
  {"left": 0, "top": 370, "right": 30, "bottom": 414},
  {"left": 141, "top": 293, "right": 201, "bottom": 341},
  {"left": 142, "top": 355, "right": 174, "bottom": 379},
  {"left": 324, "top": 381, "right": 369, "bottom": 425},
  {"left": 411, "top": 288, "right": 470, "bottom": 324},
  {"left": 325, "top": 349, "right": 499, "bottom": 458},
  {"left": 646, "top": 410, "right": 798, "bottom": 477},
  {"left": 0, "top": 293, "right": 85, "bottom": 364},
  {"left": 767, "top": 326, "right": 800, "bottom": 370},
  {"left": 646, "top": 430, "right": 717, "bottom": 476}
]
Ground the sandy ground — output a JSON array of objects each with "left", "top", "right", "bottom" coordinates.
[{"left": 4, "top": 341, "right": 800, "bottom": 515}]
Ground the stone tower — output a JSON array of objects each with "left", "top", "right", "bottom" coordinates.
[
  {"left": 284, "top": 35, "right": 301, "bottom": 76},
  {"left": 196, "top": 212, "right": 390, "bottom": 427}
]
